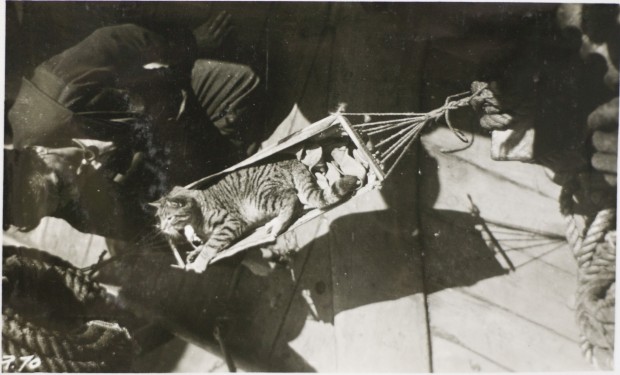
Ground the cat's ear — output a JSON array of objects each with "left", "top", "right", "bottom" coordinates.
[{"left": 148, "top": 198, "right": 164, "bottom": 208}]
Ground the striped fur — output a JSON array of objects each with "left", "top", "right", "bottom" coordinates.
[{"left": 154, "top": 158, "right": 359, "bottom": 272}]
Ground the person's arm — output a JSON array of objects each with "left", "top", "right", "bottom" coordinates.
[
  {"left": 39, "top": 24, "right": 197, "bottom": 109},
  {"left": 192, "top": 11, "right": 233, "bottom": 57}
]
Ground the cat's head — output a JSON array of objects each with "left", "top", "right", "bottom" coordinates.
[{"left": 150, "top": 186, "right": 201, "bottom": 238}]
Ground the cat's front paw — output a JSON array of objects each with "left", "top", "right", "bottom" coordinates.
[
  {"left": 185, "top": 257, "right": 209, "bottom": 273},
  {"left": 184, "top": 225, "right": 203, "bottom": 246},
  {"left": 186, "top": 249, "right": 201, "bottom": 263},
  {"left": 185, "top": 247, "right": 217, "bottom": 274}
]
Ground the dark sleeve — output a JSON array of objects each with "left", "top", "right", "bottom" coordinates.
[{"left": 41, "top": 24, "right": 197, "bottom": 109}]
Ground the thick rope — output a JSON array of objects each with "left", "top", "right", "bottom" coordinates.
[
  {"left": 559, "top": 178, "right": 615, "bottom": 370},
  {"left": 577, "top": 209, "right": 616, "bottom": 269},
  {"left": 574, "top": 233, "right": 616, "bottom": 370},
  {"left": 559, "top": 181, "right": 616, "bottom": 268},
  {"left": 2, "top": 246, "right": 136, "bottom": 372}
]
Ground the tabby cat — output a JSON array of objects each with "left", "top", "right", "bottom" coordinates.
[{"left": 152, "top": 158, "right": 359, "bottom": 273}]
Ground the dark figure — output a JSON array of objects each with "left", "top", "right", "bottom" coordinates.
[{"left": 5, "top": 17, "right": 264, "bottom": 241}]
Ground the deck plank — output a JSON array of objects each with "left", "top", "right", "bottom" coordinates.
[
  {"left": 435, "top": 257, "right": 581, "bottom": 344},
  {"left": 431, "top": 331, "right": 514, "bottom": 372},
  {"left": 538, "top": 246, "right": 579, "bottom": 277},
  {"left": 427, "top": 287, "right": 591, "bottom": 371}
]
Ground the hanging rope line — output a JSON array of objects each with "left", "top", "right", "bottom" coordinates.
[
  {"left": 338, "top": 86, "right": 486, "bottom": 178},
  {"left": 2, "top": 246, "right": 137, "bottom": 372}
]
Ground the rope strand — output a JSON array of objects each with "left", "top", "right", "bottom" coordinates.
[
  {"left": 340, "top": 87, "right": 484, "bottom": 176},
  {"left": 3, "top": 246, "right": 137, "bottom": 372},
  {"left": 560, "top": 180, "right": 615, "bottom": 370}
]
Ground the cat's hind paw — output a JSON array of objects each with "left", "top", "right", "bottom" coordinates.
[
  {"left": 264, "top": 217, "right": 286, "bottom": 238},
  {"left": 333, "top": 175, "right": 361, "bottom": 197}
]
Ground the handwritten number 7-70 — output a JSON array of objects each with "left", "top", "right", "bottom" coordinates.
[{"left": 2, "top": 355, "right": 42, "bottom": 372}]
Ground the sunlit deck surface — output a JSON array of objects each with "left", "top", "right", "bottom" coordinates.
[{"left": 4, "top": 2, "right": 595, "bottom": 372}]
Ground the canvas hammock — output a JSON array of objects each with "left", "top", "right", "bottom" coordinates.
[{"left": 170, "top": 88, "right": 483, "bottom": 267}]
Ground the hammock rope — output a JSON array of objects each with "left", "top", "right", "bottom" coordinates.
[{"left": 337, "top": 86, "right": 486, "bottom": 178}]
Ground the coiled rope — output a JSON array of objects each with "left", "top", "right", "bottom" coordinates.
[
  {"left": 2, "top": 246, "right": 137, "bottom": 372},
  {"left": 560, "top": 183, "right": 616, "bottom": 370}
]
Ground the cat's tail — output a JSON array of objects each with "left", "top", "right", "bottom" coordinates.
[{"left": 292, "top": 161, "right": 359, "bottom": 209}]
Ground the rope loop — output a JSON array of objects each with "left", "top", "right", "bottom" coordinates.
[{"left": 2, "top": 246, "right": 137, "bottom": 372}]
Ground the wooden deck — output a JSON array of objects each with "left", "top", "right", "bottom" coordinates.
[{"left": 3, "top": 2, "right": 599, "bottom": 372}]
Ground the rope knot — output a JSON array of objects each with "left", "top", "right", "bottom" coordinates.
[
  {"left": 469, "top": 81, "right": 516, "bottom": 130},
  {"left": 469, "top": 81, "right": 492, "bottom": 110}
]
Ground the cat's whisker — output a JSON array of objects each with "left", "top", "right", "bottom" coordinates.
[
  {"left": 132, "top": 226, "right": 160, "bottom": 243},
  {"left": 136, "top": 231, "right": 162, "bottom": 244},
  {"left": 140, "top": 245, "right": 172, "bottom": 253},
  {"left": 137, "top": 239, "right": 169, "bottom": 252},
  {"left": 134, "top": 233, "right": 158, "bottom": 248},
  {"left": 136, "top": 230, "right": 165, "bottom": 247}
]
